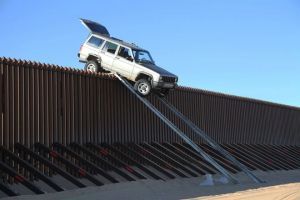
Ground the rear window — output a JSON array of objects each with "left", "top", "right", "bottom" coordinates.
[{"left": 87, "top": 36, "right": 104, "bottom": 47}]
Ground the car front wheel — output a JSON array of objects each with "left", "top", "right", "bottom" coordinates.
[{"left": 134, "top": 79, "right": 151, "bottom": 96}]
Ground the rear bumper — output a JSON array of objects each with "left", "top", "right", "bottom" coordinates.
[{"left": 78, "top": 53, "right": 87, "bottom": 63}]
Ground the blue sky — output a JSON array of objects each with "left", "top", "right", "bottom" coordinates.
[{"left": 0, "top": 0, "right": 299, "bottom": 107}]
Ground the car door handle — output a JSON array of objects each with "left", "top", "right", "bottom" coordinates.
[{"left": 115, "top": 57, "right": 120, "bottom": 60}]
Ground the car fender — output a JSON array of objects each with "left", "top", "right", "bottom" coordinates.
[
  {"left": 134, "top": 72, "right": 162, "bottom": 88},
  {"left": 135, "top": 72, "right": 153, "bottom": 81},
  {"left": 87, "top": 54, "right": 102, "bottom": 64},
  {"left": 133, "top": 64, "right": 160, "bottom": 81}
]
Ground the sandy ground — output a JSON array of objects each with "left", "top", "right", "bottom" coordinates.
[
  {"left": 2, "top": 169, "right": 300, "bottom": 200},
  {"left": 195, "top": 183, "right": 300, "bottom": 200}
]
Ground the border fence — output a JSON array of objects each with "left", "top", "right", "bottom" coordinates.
[
  {"left": 0, "top": 57, "right": 299, "bottom": 197},
  {"left": 0, "top": 57, "right": 300, "bottom": 149}
]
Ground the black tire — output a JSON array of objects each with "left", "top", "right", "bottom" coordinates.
[
  {"left": 85, "top": 60, "right": 99, "bottom": 73},
  {"left": 134, "top": 79, "right": 152, "bottom": 96}
]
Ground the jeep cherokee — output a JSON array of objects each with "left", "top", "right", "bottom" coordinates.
[{"left": 78, "top": 18, "right": 178, "bottom": 96}]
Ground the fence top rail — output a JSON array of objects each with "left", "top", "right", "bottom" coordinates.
[{"left": 1, "top": 56, "right": 299, "bottom": 112}]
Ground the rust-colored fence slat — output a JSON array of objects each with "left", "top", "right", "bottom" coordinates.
[
  {"left": 220, "top": 144, "right": 261, "bottom": 171},
  {"left": 0, "top": 61, "right": 3, "bottom": 147},
  {"left": 3, "top": 62, "right": 9, "bottom": 149},
  {"left": 277, "top": 146, "right": 300, "bottom": 163},
  {"left": 0, "top": 181, "right": 18, "bottom": 197},
  {"left": 115, "top": 143, "right": 176, "bottom": 179},
  {"left": 270, "top": 145, "right": 300, "bottom": 167},
  {"left": 261, "top": 145, "right": 299, "bottom": 169},
  {"left": 183, "top": 143, "right": 238, "bottom": 174},
  {"left": 200, "top": 144, "right": 241, "bottom": 172},
  {"left": 231, "top": 144, "right": 278, "bottom": 170},
  {"left": 130, "top": 143, "right": 186, "bottom": 178},
  {"left": 52, "top": 143, "right": 118, "bottom": 183},
  {"left": 101, "top": 143, "right": 163, "bottom": 180},
  {"left": 0, "top": 160, "right": 44, "bottom": 194},
  {"left": 152, "top": 142, "right": 205, "bottom": 176},
  {"left": 69, "top": 143, "right": 136, "bottom": 181},
  {"left": 223, "top": 144, "right": 271, "bottom": 171},
  {"left": 163, "top": 143, "right": 213, "bottom": 174},
  {"left": 141, "top": 143, "right": 190, "bottom": 178},
  {"left": 14, "top": 142, "right": 86, "bottom": 188},
  {"left": 0, "top": 145, "right": 64, "bottom": 192},
  {"left": 86, "top": 143, "right": 146, "bottom": 180},
  {"left": 250, "top": 144, "right": 293, "bottom": 170},
  {"left": 149, "top": 142, "right": 198, "bottom": 177},
  {"left": 34, "top": 143, "right": 104, "bottom": 186},
  {"left": 173, "top": 143, "right": 218, "bottom": 172},
  {"left": 238, "top": 144, "right": 289, "bottom": 170}
]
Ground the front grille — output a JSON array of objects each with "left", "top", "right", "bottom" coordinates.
[{"left": 162, "top": 76, "right": 176, "bottom": 83}]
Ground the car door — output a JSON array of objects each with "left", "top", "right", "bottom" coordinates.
[
  {"left": 112, "top": 46, "right": 135, "bottom": 79},
  {"left": 100, "top": 41, "right": 118, "bottom": 70}
]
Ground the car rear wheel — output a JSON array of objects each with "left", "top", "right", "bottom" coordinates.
[
  {"left": 134, "top": 79, "right": 151, "bottom": 96},
  {"left": 85, "top": 60, "right": 99, "bottom": 73}
]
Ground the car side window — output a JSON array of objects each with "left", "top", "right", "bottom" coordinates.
[
  {"left": 87, "top": 36, "right": 104, "bottom": 47},
  {"left": 118, "top": 47, "right": 134, "bottom": 61},
  {"left": 102, "top": 41, "right": 118, "bottom": 54}
]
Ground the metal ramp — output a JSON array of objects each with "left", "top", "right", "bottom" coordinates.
[{"left": 115, "top": 74, "right": 263, "bottom": 184}]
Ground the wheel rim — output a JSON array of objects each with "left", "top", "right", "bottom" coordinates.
[
  {"left": 87, "top": 63, "right": 96, "bottom": 72},
  {"left": 138, "top": 82, "right": 150, "bottom": 95}
]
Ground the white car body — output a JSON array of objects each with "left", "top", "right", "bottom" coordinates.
[{"left": 78, "top": 19, "right": 178, "bottom": 93}]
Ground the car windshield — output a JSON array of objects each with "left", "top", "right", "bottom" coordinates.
[{"left": 132, "top": 50, "right": 154, "bottom": 64}]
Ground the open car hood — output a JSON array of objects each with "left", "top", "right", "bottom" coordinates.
[{"left": 80, "top": 18, "right": 110, "bottom": 36}]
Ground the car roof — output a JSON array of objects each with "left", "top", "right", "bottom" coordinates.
[{"left": 91, "top": 32, "right": 146, "bottom": 51}]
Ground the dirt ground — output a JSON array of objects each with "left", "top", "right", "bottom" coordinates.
[
  {"left": 3, "top": 169, "right": 300, "bottom": 200},
  {"left": 196, "top": 183, "right": 300, "bottom": 200}
]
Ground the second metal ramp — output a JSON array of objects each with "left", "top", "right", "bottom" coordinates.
[
  {"left": 115, "top": 74, "right": 238, "bottom": 184},
  {"left": 157, "top": 97, "right": 263, "bottom": 183}
]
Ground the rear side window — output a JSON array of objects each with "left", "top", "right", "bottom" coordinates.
[
  {"left": 87, "top": 36, "right": 104, "bottom": 47},
  {"left": 102, "top": 41, "right": 118, "bottom": 54}
]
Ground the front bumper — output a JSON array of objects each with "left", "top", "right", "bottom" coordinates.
[{"left": 153, "top": 81, "right": 177, "bottom": 89}]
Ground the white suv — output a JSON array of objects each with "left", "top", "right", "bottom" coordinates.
[{"left": 78, "top": 19, "right": 178, "bottom": 96}]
